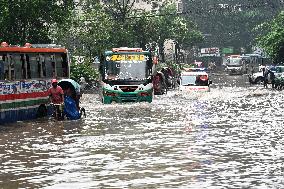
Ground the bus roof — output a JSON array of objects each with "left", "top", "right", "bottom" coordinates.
[
  {"left": 243, "top": 54, "right": 262, "bottom": 57},
  {"left": 181, "top": 71, "right": 208, "bottom": 76},
  {"left": 0, "top": 42, "right": 67, "bottom": 53},
  {"left": 104, "top": 50, "right": 150, "bottom": 55},
  {"left": 229, "top": 55, "right": 241, "bottom": 58}
]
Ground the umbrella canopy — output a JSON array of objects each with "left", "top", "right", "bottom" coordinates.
[{"left": 58, "top": 79, "right": 80, "bottom": 94}]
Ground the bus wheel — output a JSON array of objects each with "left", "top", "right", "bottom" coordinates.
[{"left": 36, "top": 105, "right": 47, "bottom": 118}]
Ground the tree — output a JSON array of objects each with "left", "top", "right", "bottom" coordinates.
[
  {"left": 147, "top": 3, "right": 203, "bottom": 62},
  {"left": 70, "top": 61, "right": 99, "bottom": 83},
  {"left": 256, "top": 11, "right": 284, "bottom": 63},
  {"left": 52, "top": 2, "right": 113, "bottom": 60},
  {"left": 52, "top": 0, "right": 202, "bottom": 64},
  {"left": 0, "top": 0, "right": 74, "bottom": 45},
  {"left": 183, "top": 0, "right": 283, "bottom": 51},
  {"left": 102, "top": 0, "right": 136, "bottom": 22}
]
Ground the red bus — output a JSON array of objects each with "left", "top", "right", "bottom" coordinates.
[{"left": 0, "top": 42, "right": 70, "bottom": 124}]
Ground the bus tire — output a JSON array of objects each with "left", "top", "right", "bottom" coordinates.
[{"left": 36, "top": 105, "right": 47, "bottom": 118}]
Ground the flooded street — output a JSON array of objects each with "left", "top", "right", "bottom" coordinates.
[{"left": 1, "top": 74, "right": 284, "bottom": 189}]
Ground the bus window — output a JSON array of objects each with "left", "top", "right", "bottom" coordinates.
[
  {"left": 0, "top": 54, "right": 5, "bottom": 80},
  {"left": 21, "top": 54, "right": 27, "bottom": 79},
  {"left": 40, "top": 54, "right": 46, "bottom": 77},
  {"left": 37, "top": 56, "right": 42, "bottom": 78},
  {"left": 55, "top": 53, "right": 63, "bottom": 77},
  {"left": 4, "top": 55, "right": 13, "bottom": 80},
  {"left": 28, "top": 54, "right": 39, "bottom": 78},
  {"left": 3, "top": 55, "right": 9, "bottom": 80},
  {"left": 26, "top": 55, "right": 31, "bottom": 79},
  {"left": 62, "top": 53, "right": 68, "bottom": 77},
  {"left": 9, "top": 55, "right": 15, "bottom": 80},
  {"left": 52, "top": 61, "right": 55, "bottom": 77},
  {"left": 14, "top": 54, "right": 23, "bottom": 80},
  {"left": 44, "top": 54, "right": 54, "bottom": 78}
]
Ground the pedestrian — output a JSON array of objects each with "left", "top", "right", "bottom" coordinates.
[
  {"left": 269, "top": 70, "right": 275, "bottom": 89},
  {"left": 48, "top": 79, "right": 64, "bottom": 119},
  {"left": 79, "top": 76, "right": 87, "bottom": 91},
  {"left": 263, "top": 68, "right": 269, "bottom": 88}
]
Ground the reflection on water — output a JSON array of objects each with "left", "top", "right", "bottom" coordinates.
[{"left": 0, "top": 75, "right": 284, "bottom": 189}]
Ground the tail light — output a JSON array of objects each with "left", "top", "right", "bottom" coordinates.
[{"left": 199, "top": 75, "right": 208, "bottom": 81}]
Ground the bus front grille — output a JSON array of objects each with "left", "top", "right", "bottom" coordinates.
[
  {"left": 119, "top": 93, "right": 138, "bottom": 101},
  {"left": 120, "top": 86, "right": 138, "bottom": 92}
]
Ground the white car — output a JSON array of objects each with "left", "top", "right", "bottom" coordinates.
[
  {"left": 179, "top": 68, "right": 212, "bottom": 92},
  {"left": 248, "top": 71, "right": 264, "bottom": 84},
  {"left": 248, "top": 65, "right": 284, "bottom": 84}
]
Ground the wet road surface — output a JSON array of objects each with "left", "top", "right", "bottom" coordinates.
[{"left": 0, "top": 74, "right": 284, "bottom": 189}]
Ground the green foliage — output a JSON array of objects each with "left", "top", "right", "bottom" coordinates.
[
  {"left": 0, "top": 0, "right": 74, "bottom": 44},
  {"left": 155, "top": 60, "right": 182, "bottom": 76},
  {"left": 150, "top": 4, "right": 203, "bottom": 47},
  {"left": 70, "top": 62, "right": 99, "bottom": 83},
  {"left": 166, "top": 61, "right": 182, "bottom": 75},
  {"left": 130, "top": 3, "right": 203, "bottom": 61},
  {"left": 51, "top": 3, "right": 113, "bottom": 58},
  {"left": 256, "top": 11, "right": 284, "bottom": 63},
  {"left": 184, "top": 0, "right": 282, "bottom": 50},
  {"left": 52, "top": 1, "right": 202, "bottom": 62}
]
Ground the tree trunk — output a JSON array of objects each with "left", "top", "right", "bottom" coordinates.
[{"left": 159, "top": 42, "right": 165, "bottom": 63}]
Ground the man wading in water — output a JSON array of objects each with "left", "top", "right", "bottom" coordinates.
[{"left": 48, "top": 79, "right": 64, "bottom": 120}]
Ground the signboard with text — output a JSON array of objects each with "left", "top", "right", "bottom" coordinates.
[{"left": 200, "top": 47, "right": 220, "bottom": 57}]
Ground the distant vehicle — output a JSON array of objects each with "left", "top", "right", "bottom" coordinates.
[
  {"left": 179, "top": 68, "right": 212, "bottom": 92},
  {"left": 241, "top": 54, "right": 272, "bottom": 74},
  {"left": 248, "top": 65, "right": 283, "bottom": 84},
  {"left": 225, "top": 55, "right": 246, "bottom": 75}
]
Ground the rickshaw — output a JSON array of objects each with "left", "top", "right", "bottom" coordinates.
[{"left": 56, "top": 79, "right": 86, "bottom": 120}]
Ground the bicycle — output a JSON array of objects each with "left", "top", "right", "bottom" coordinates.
[{"left": 50, "top": 103, "right": 64, "bottom": 120}]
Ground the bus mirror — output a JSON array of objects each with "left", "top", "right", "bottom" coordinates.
[{"left": 209, "top": 80, "right": 212, "bottom": 85}]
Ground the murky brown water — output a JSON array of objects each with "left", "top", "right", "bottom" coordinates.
[{"left": 1, "top": 74, "right": 284, "bottom": 189}]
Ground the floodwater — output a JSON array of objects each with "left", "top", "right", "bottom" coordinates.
[{"left": 1, "top": 73, "right": 284, "bottom": 189}]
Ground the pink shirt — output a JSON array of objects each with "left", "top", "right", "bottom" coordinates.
[{"left": 48, "top": 86, "right": 64, "bottom": 104}]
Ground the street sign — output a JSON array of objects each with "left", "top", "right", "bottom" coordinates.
[
  {"left": 222, "top": 47, "right": 234, "bottom": 54},
  {"left": 200, "top": 47, "right": 220, "bottom": 57}
]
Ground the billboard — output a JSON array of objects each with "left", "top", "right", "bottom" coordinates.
[{"left": 200, "top": 47, "right": 220, "bottom": 57}]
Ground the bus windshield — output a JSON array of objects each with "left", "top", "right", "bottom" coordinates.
[
  {"left": 228, "top": 58, "right": 242, "bottom": 66},
  {"left": 104, "top": 54, "right": 150, "bottom": 80}
]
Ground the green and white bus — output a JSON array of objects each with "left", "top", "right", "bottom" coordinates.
[{"left": 99, "top": 47, "right": 153, "bottom": 104}]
